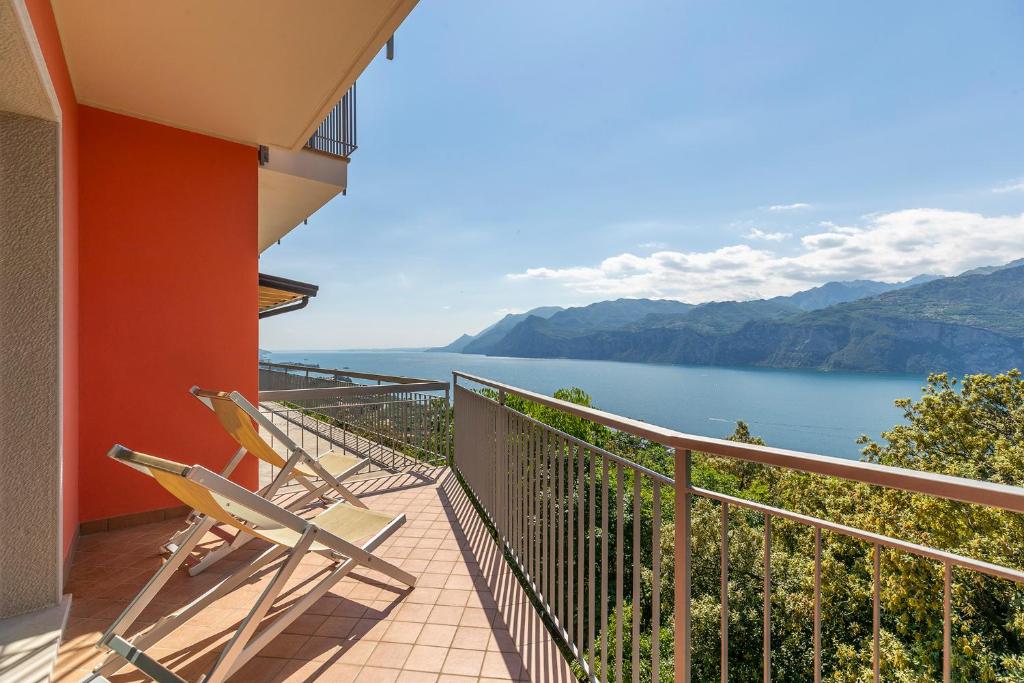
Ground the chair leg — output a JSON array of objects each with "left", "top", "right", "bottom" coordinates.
[
  {"left": 92, "top": 516, "right": 215, "bottom": 677},
  {"left": 263, "top": 456, "right": 303, "bottom": 501},
  {"left": 161, "top": 519, "right": 196, "bottom": 554},
  {"left": 219, "top": 514, "right": 410, "bottom": 681},
  {"left": 287, "top": 479, "right": 357, "bottom": 511},
  {"left": 300, "top": 455, "right": 368, "bottom": 509},
  {"left": 326, "top": 478, "right": 369, "bottom": 508},
  {"left": 93, "top": 541, "right": 287, "bottom": 678},
  {"left": 104, "top": 635, "right": 188, "bottom": 683},
  {"left": 223, "top": 553, "right": 363, "bottom": 680},
  {"left": 100, "top": 516, "right": 214, "bottom": 642},
  {"left": 186, "top": 528, "right": 253, "bottom": 576},
  {"left": 218, "top": 446, "right": 248, "bottom": 479},
  {"left": 203, "top": 529, "right": 316, "bottom": 683}
]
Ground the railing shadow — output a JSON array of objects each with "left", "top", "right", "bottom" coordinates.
[
  {"left": 435, "top": 469, "right": 576, "bottom": 683},
  {"left": 344, "top": 466, "right": 444, "bottom": 499}
]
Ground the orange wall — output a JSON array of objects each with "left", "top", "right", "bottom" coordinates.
[
  {"left": 25, "top": 0, "right": 80, "bottom": 559},
  {"left": 78, "top": 106, "right": 258, "bottom": 522}
]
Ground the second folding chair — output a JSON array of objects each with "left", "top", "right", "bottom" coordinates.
[{"left": 163, "top": 386, "right": 369, "bottom": 574}]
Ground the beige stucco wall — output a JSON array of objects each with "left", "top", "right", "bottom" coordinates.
[{"left": 0, "top": 111, "right": 61, "bottom": 618}]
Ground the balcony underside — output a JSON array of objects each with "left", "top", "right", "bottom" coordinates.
[{"left": 259, "top": 148, "right": 348, "bottom": 252}]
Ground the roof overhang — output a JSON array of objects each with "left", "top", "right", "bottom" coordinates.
[
  {"left": 52, "top": 0, "right": 419, "bottom": 149},
  {"left": 258, "top": 273, "right": 319, "bottom": 319}
]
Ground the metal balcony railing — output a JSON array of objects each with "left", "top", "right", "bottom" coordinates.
[
  {"left": 305, "top": 84, "right": 357, "bottom": 159},
  {"left": 257, "top": 361, "right": 450, "bottom": 474},
  {"left": 451, "top": 371, "right": 1024, "bottom": 683}
]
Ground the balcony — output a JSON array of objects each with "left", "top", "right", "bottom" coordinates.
[
  {"left": 54, "top": 364, "right": 573, "bottom": 682},
  {"left": 53, "top": 363, "right": 1024, "bottom": 681},
  {"left": 258, "top": 85, "right": 359, "bottom": 252},
  {"left": 304, "top": 86, "right": 358, "bottom": 160}
]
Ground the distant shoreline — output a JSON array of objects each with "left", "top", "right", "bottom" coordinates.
[{"left": 262, "top": 348, "right": 925, "bottom": 458}]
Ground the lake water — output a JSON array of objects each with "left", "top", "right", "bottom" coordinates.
[{"left": 262, "top": 350, "right": 928, "bottom": 459}]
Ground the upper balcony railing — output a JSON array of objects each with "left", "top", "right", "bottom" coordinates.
[
  {"left": 305, "top": 84, "right": 357, "bottom": 159},
  {"left": 451, "top": 371, "right": 1024, "bottom": 683}
]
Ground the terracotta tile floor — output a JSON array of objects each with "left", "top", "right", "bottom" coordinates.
[{"left": 54, "top": 467, "right": 575, "bottom": 682}]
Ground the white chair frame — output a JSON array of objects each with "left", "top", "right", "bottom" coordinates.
[{"left": 92, "top": 449, "right": 414, "bottom": 683}]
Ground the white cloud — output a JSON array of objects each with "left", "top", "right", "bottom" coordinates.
[
  {"left": 768, "top": 202, "right": 812, "bottom": 211},
  {"left": 507, "top": 208, "right": 1024, "bottom": 302},
  {"left": 744, "top": 228, "right": 791, "bottom": 242},
  {"left": 993, "top": 179, "right": 1024, "bottom": 194}
]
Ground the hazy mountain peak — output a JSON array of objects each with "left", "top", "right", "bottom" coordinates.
[
  {"left": 428, "top": 306, "right": 563, "bottom": 353},
  {"left": 901, "top": 273, "right": 942, "bottom": 287},
  {"left": 772, "top": 278, "right": 920, "bottom": 312},
  {"left": 959, "top": 258, "right": 1024, "bottom": 278}
]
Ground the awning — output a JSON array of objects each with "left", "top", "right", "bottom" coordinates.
[{"left": 258, "top": 273, "right": 318, "bottom": 319}]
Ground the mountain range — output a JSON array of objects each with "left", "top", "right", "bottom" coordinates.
[{"left": 430, "top": 261, "right": 1024, "bottom": 373}]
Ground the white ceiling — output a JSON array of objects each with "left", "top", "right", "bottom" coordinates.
[{"left": 52, "top": 0, "right": 418, "bottom": 149}]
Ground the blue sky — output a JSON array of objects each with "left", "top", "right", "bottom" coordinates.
[{"left": 260, "top": 1, "right": 1024, "bottom": 350}]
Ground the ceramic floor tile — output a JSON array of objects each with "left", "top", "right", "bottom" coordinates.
[{"left": 56, "top": 464, "right": 574, "bottom": 682}]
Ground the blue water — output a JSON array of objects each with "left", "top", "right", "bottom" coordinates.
[{"left": 263, "top": 350, "right": 928, "bottom": 459}]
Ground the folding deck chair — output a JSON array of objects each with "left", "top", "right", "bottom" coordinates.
[
  {"left": 163, "top": 387, "right": 369, "bottom": 574},
  {"left": 92, "top": 444, "right": 415, "bottom": 683}
]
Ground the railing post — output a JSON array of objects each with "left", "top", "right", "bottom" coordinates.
[
  {"left": 674, "top": 448, "right": 692, "bottom": 682},
  {"left": 496, "top": 389, "right": 507, "bottom": 536},
  {"left": 444, "top": 384, "right": 451, "bottom": 465},
  {"left": 451, "top": 373, "right": 458, "bottom": 468}
]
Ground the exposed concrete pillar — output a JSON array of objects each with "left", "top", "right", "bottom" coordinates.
[{"left": 0, "top": 110, "right": 61, "bottom": 618}]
